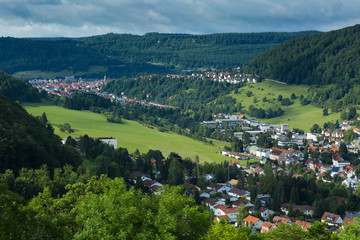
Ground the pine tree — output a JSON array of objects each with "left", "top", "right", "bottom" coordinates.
[
  {"left": 39, "top": 112, "right": 48, "bottom": 124},
  {"left": 254, "top": 197, "right": 261, "bottom": 211},
  {"left": 288, "top": 200, "right": 294, "bottom": 217},
  {"left": 289, "top": 187, "right": 299, "bottom": 204}
]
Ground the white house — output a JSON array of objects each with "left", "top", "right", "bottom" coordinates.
[
  {"left": 244, "top": 215, "right": 264, "bottom": 229},
  {"left": 213, "top": 204, "right": 238, "bottom": 223},
  {"left": 342, "top": 178, "right": 358, "bottom": 190},
  {"left": 228, "top": 188, "right": 251, "bottom": 200},
  {"left": 321, "top": 212, "right": 343, "bottom": 227}
]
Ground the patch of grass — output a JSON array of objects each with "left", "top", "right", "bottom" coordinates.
[
  {"left": 24, "top": 103, "right": 255, "bottom": 164},
  {"left": 230, "top": 80, "right": 340, "bottom": 131}
]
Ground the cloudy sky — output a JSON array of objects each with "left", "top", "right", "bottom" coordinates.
[{"left": 0, "top": 0, "right": 359, "bottom": 37}]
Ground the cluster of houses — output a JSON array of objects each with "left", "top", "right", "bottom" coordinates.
[
  {"left": 137, "top": 69, "right": 257, "bottom": 85},
  {"left": 198, "top": 176, "right": 357, "bottom": 233},
  {"left": 190, "top": 72, "right": 257, "bottom": 84},
  {"left": 188, "top": 177, "right": 357, "bottom": 233},
  {"left": 213, "top": 113, "right": 360, "bottom": 189},
  {"left": 29, "top": 76, "right": 108, "bottom": 97},
  {"left": 128, "top": 171, "right": 165, "bottom": 194}
]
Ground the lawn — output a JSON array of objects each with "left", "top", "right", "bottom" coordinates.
[
  {"left": 229, "top": 80, "right": 341, "bottom": 131},
  {"left": 24, "top": 103, "right": 253, "bottom": 164}
]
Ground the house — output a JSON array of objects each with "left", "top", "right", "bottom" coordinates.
[
  {"left": 219, "top": 194, "right": 238, "bottom": 202},
  {"left": 216, "top": 215, "right": 231, "bottom": 222},
  {"left": 235, "top": 154, "right": 249, "bottom": 160},
  {"left": 228, "top": 151, "right": 237, "bottom": 158},
  {"left": 217, "top": 185, "right": 232, "bottom": 194},
  {"left": 273, "top": 216, "right": 292, "bottom": 225},
  {"left": 207, "top": 182, "right": 222, "bottom": 192},
  {"left": 257, "top": 194, "right": 271, "bottom": 206},
  {"left": 260, "top": 207, "right": 275, "bottom": 221},
  {"left": 344, "top": 165, "right": 357, "bottom": 176},
  {"left": 342, "top": 218, "right": 354, "bottom": 225},
  {"left": 332, "top": 156, "right": 350, "bottom": 168},
  {"left": 320, "top": 164, "right": 332, "bottom": 174},
  {"left": 295, "top": 220, "right": 311, "bottom": 231},
  {"left": 201, "top": 198, "right": 217, "bottom": 208},
  {"left": 331, "top": 167, "right": 342, "bottom": 177},
  {"left": 232, "top": 198, "right": 254, "bottom": 208},
  {"left": 281, "top": 203, "right": 314, "bottom": 217},
  {"left": 249, "top": 146, "right": 259, "bottom": 156},
  {"left": 342, "top": 178, "right": 358, "bottom": 190},
  {"left": 253, "top": 166, "right": 264, "bottom": 175},
  {"left": 228, "top": 188, "right": 250, "bottom": 200},
  {"left": 256, "top": 148, "right": 270, "bottom": 158},
  {"left": 244, "top": 215, "right": 264, "bottom": 229},
  {"left": 213, "top": 204, "right": 238, "bottom": 223},
  {"left": 228, "top": 179, "right": 239, "bottom": 187},
  {"left": 321, "top": 212, "right": 343, "bottom": 227},
  {"left": 261, "top": 222, "right": 276, "bottom": 233},
  {"left": 270, "top": 149, "right": 286, "bottom": 162},
  {"left": 199, "top": 191, "right": 211, "bottom": 198},
  {"left": 221, "top": 150, "right": 230, "bottom": 156}
]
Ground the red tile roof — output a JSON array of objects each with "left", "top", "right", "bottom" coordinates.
[
  {"left": 244, "top": 215, "right": 261, "bottom": 224},
  {"left": 295, "top": 220, "right": 311, "bottom": 231},
  {"left": 214, "top": 204, "right": 238, "bottom": 214}
]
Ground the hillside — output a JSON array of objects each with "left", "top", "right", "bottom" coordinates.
[
  {"left": 24, "top": 103, "right": 237, "bottom": 163},
  {"left": 1, "top": 31, "right": 317, "bottom": 78},
  {"left": 249, "top": 24, "right": 360, "bottom": 85},
  {"left": 0, "top": 70, "right": 42, "bottom": 102},
  {"left": 0, "top": 94, "right": 81, "bottom": 172},
  {"left": 229, "top": 80, "right": 341, "bottom": 131}
]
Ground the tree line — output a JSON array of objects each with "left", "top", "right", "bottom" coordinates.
[{"left": 0, "top": 31, "right": 317, "bottom": 77}]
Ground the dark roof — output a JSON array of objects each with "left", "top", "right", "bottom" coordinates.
[{"left": 229, "top": 188, "right": 247, "bottom": 196}]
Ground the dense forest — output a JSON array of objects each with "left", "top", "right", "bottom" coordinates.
[
  {"left": 0, "top": 31, "right": 317, "bottom": 78},
  {"left": 0, "top": 94, "right": 80, "bottom": 172},
  {"left": 249, "top": 24, "right": 360, "bottom": 86},
  {"left": 0, "top": 70, "right": 44, "bottom": 102}
]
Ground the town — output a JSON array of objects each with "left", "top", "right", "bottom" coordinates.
[{"left": 123, "top": 113, "right": 360, "bottom": 234}]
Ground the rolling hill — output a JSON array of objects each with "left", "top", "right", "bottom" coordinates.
[
  {"left": 249, "top": 24, "right": 360, "bottom": 85},
  {"left": 0, "top": 94, "right": 81, "bottom": 172},
  {"left": 0, "top": 31, "right": 317, "bottom": 79},
  {"left": 23, "top": 103, "right": 240, "bottom": 163},
  {"left": 229, "top": 80, "right": 341, "bottom": 131}
]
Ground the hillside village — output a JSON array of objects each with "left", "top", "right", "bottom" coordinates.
[
  {"left": 122, "top": 113, "right": 360, "bottom": 234},
  {"left": 29, "top": 69, "right": 256, "bottom": 101}
]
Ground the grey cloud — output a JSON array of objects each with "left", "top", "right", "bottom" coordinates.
[{"left": 0, "top": 0, "right": 359, "bottom": 37}]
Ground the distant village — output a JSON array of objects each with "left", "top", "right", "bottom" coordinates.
[{"left": 29, "top": 69, "right": 257, "bottom": 104}]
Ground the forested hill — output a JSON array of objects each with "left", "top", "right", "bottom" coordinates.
[
  {"left": 0, "top": 70, "right": 43, "bottom": 102},
  {"left": 0, "top": 93, "right": 81, "bottom": 172},
  {"left": 0, "top": 31, "right": 317, "bottom": 78},
  {"left": 249, "top": 24, "right": 360, "bottom": 85}
]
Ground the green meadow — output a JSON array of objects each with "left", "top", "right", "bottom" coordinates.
[
  {"left": 229, "top": 80, "right": 341, "bottom": 131},
  {"left": 24, "top": 103, "right": 248, "bottom": 164}
]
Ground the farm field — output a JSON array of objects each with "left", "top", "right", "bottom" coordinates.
[
  {"left": 229, "top": 80, "right": 341, "bottom": 131},
  {"left": 24, "top": 103, "right": 252, "bottom": 164}
]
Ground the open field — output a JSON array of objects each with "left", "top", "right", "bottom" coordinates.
[
  {"left": 229, "top": 80, "right": 341, "bottom": 131},
  {"left": 23, "top": 103, "right": 256, "bottom": 164}
]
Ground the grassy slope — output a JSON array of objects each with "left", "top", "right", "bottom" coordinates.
[
  {"left": 23, "top": 103, "right": 240, "bottom": 164},
  {"left": 229, "top": 80, "right": 340, "bottom": 131}
]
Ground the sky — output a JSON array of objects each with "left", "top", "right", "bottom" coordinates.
[{"left": 0, "top": 0, "right": 359, "bottom": 37}]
